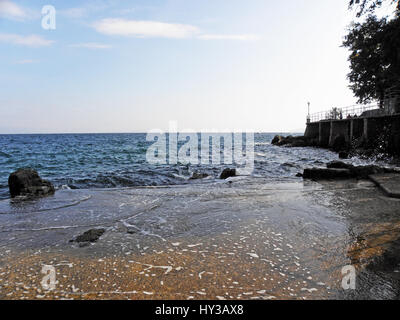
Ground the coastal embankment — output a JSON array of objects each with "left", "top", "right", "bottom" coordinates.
[{"left": 273, "top": 107, "right": 400, "bottom": 160}]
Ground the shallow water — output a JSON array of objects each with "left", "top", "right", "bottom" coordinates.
[{"left": 1, "top": 178, "right": 400, "bottom": 299}]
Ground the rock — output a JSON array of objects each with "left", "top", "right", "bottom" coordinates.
[
  {"left": 271, "top": 135, "right": 311, "bottom": 147},
  {"left": 339, "top": 151, "right": 349, "bottom": 159},
  {"left": 350, "top": 165, "right": 386, "bottom": 179},
  {"left": 327, "top": 161, "right": 353, "bottom": 170},
  {"left": 303, "top": 168, "right": 353, "bottom": 180},
  {"left": 70, "top": 228, "right": 105, "bottom": 244},
  {"left": 127, "top": 227, "right": 138, "bottom": 234},
  {"left": 296, "top": 173, "right": 303, "bottom": 177},
  {"left": 324, "top": 161, "right": 398, "bottom": 180},
  {"left": 220, "top": 168, "right": 236, "bottom": 180},
  {"left": 189, "top": 172, "right": 209, "bottom": 180},
  {"left": 8, "top": 168, "right": 55, "bottom": 198},
  {"left": 271, "top": 135, "right": 283, "bottom": 145}
]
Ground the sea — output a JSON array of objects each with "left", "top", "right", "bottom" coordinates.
[{"left": 0, "top": 132, "right": 385, "bottom": 200}]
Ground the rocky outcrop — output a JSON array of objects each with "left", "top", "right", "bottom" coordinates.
[
  {"left": 327, "top": 161, "right": 397, "bottom": 179},
  {"left": 220, "top": 168, "right": 236, "bottom": 180},
  {"left": 8, "top": 169, "right": 55, "bottom": 198},
  {"left": 271, "top": 135, "right": 316, "bottom": 148},
  {"left": 303, "top": 168, "right": 353, "bottom": 180},
  {"left": 303, "top": 161, "right": 399, "bottom": 180}
]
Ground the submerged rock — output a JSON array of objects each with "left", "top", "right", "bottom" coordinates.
[
  {"left": 8, "top": 168, "right": 55, "bottom": 198},
  {"left": 220, "top": 168, "right": 236, "bottom": 180},
  {"left": 189, "top": 172, "right": 209, "bottom": 180},
  {"left": 70, "top": 228, "right": 105, "bottom": 244}
]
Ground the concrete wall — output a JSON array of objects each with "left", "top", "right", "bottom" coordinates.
[
  {"left": 304, "top": 122, "right": 319, "bottom": 139},
  {"left": 329, "top": 120, "right": 350, "bottom": 147},
  {"left": 304, "top": 114, "right": 400, "bottom": 155},
  {"left": 319, "top": 122, "right": 330, "bottom": 147},
  {"left": 350, "top": 119, "right": 364, "bottom": 141},
  {"left": 390, "top": 115, "right": 400, "bottom": 154}
]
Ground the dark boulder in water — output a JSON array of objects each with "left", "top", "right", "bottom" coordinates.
[
  {"left": 220, "top": 168, "right": 236, "bottom": 180},
  {"left": 70, "top": 228, "right": 105, "bottom": 244},
  {"left": 271, "top": 135, "right": 284, "bottom": 145},
  {"left": 8, "top": 168, "right": 55, "bottom": 198},
  {"left": 305, "top": 161, "right": 399, "bottom": 180},
  {"left": 327, "top": 161, "right": 352, "bottom": 170},
  {"left": 327, "top": 161, "right": 394, "bottom": 178},
  {"left": 271, "top": 135, "right": 314, "bottom": 147}
]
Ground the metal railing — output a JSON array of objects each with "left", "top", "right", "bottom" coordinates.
[{"left": 307, "top": 103, "right": 379, "bottom": 123}]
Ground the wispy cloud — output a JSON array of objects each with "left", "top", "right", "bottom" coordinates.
[
  {"left": 198, "top": 34, "right": 260, "bottom": 41},
  {"left": 15, "top": 59, "right": 38, "bottom": 64},
  {"left": 60, "top": 7, "right": 87, "bottom": 19},
  {"left": 60, "top": 1, "right": 121, "bottom": 19},
  {"left": 0, "top": 0, "right": 28, "bottom": 20},
  {"left": 92, "top": 18, "right": 260, "bottom": 41},
  {"left": 0, "top": 34, "right": 54, "bottom": 47},
  {"left": 69, "top": 42, "right": 112, "bottom": 49},
  {"left": 92, "top": 18, "right": 200, "bottom": 38}
]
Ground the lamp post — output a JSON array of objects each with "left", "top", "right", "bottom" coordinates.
[{"left": 307, "top": 102, "right": 311, "bottom": 123}]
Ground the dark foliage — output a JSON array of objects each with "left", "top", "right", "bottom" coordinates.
[
  {"left": 349, "top": 0, "right": 399, "bottom": 17},
  {"left": 342, "top": 15, "right": 400, "bottom": 105}
]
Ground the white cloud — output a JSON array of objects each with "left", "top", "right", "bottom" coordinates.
[
  {"left": 92, "top": 18, "right": 200, "bottom": 39},
  {"left": 92, "top": 18, "right": 260, "bottom": 41},
  {"left": 198, "top": 34, "right": 260, "bottom": 41},
  {"left": 0, "top": 34, "right": 54, "bottom": 47},
  {"left": 0, "top": 0, "right": 28, "bottom": 20},
  {"left": 69, "top": 42, "right": 112, "bottom": 49}
]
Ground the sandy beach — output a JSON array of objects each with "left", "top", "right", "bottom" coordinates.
[{"left": 1, "top": 177, "right": 400, "bottom": 300}]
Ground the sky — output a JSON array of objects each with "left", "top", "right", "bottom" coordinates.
[{"left": 0, "top": 0, "right": 382, "bottom": 133}]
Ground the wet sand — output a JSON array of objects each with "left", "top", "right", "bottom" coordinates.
[{"left": 1, "top": 178, "right": 400, "bottom": 300}]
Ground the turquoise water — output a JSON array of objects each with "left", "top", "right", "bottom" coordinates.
[{"left": 0, "top": 133, "right": 343, "bottom": 199}]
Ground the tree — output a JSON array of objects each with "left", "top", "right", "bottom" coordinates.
[
  {"left": 343, "top": 16, "right": 388, "bottom": 105},
  {"left": 349, "top": 0, "right": 399, "bottom": 17},
  {"left": 343, "top": 12, "right": 400, "bottom": 105}
]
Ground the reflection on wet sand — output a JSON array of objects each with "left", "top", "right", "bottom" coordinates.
[{"left": 1, "top": 178, "right": 400, "bottom": 299}]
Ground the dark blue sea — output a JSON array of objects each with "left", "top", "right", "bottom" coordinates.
[{"left": 0, "top": 133, "right": 374, "bottom": 200}]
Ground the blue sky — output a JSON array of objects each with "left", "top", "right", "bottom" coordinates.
[{"left": 0, "top": 0, "right": 371, "bottom": 133}]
